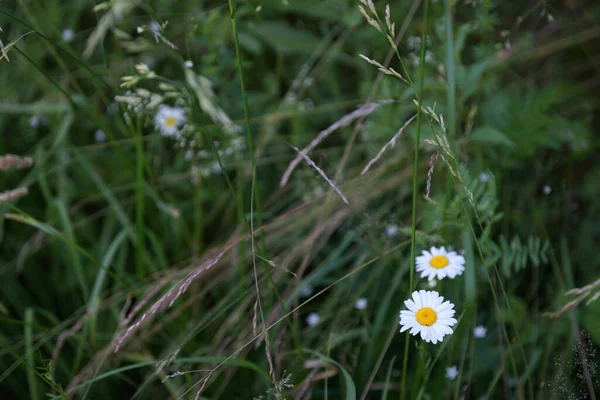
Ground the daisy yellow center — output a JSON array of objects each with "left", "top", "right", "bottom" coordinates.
[
  {"left": 429, "top": 255, "right": 449, "bottom": 269},
  {"left": 416, "top": 307, "right": 437, "bottom": 326},
  {"left": 165, "top": 117, "right": 176, "bottom": 127}
]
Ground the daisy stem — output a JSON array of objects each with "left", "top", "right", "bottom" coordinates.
[
  {"left": 417, "top": 345, "right": 427, "bottom": 393},
  {"left": 401, "top": 1, "right": 428, "bottom": 400}
]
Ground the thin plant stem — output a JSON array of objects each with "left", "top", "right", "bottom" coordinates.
[
  {"left": 227, "top": 0, "right": 302, "bottom": 353},
  {"left": 135, "top": 116, "right": 145, "bottom": 280},
  {"left": 192, "top": 180, "right": 203, "bottom": 255},
  {"left": 401, "top": 1, "right": 429, "bottom": 400}
]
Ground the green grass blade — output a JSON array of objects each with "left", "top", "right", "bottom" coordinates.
[
  {"left": 88, "top": 229, "right": 129, "bottom": 346},
  {"left": 24, "top": 308, "right": 39, "bottom": 400}
]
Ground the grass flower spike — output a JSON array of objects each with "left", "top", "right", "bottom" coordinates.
[
  {"left": 416, "top": 246, "right": 465, "bottom": 281},
  {"left": 154, "top": 105, "right": 186, "bottom": 137},
  {"left": 399, "top": 290, "right": 457, "bottom": 344}
]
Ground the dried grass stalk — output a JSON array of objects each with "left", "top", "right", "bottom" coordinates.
[
  {"left": 361, "top": 114, "right": 417, "bottom": 175},
  {"left": 280, "top": 100, "right": 393, "bottom": 186},
  {"left": 0, "top": 154, "right": 34, "bottom": 170},
  {"left": 426, "top": 151, "right": 439, "bottom": 198},
  {"left": 114, "top": 251, "right": 225, "bottom": 352},
  {"left": 0, "top": 187, "right": 29, "bottom": 203},
  {"left": 291, "top": 145, "right": 349, "bottom": 205}
]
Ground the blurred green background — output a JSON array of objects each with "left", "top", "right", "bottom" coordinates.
[{"left": 1, "top": 0, "right": 599, "bottom": 399}]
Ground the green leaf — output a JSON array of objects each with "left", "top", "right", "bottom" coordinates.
[{"left": 469, "top": 126, "right": 514, "bottom": 147}]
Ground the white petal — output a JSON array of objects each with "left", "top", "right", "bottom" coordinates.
[
  {"left": 405, "top": 300, "right": 418, "bottom": 312},
  {"left": 412, "top": 291, "right": 422, "bottom": 308}
]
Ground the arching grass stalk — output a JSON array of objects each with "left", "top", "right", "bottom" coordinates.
[
  {"left": 401, "top": 1, "right": 429, "bottom": 399},
  {"left": 226, "top": 0, "right": 302, "bottom": 355}
]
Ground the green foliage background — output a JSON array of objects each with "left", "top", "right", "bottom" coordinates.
[{"left": 1, "top": 0, "right": 599, "bottom": 399}]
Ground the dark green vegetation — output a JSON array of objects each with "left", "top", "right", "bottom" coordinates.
[{"left": 1, "top": 0, "right": 599, "bottom": 399}]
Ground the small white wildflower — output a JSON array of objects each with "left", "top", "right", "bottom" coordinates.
[
  {"left": 255, "top": 5, "right": 262, "bottom": 12},
  {"left": 29, "top": 116, "right": 40, "bottom": 128},
  {"left": 479, "top": 172, "right": 490, "bottom": 182},
  {"left": 62, "top": 29, "right": 75, "bottom": 43},
  {"left": 154, "top": 105, "right": 187, "bottom": 137},
  {"left": 473, "top": 325, "right": 487, "bottom": 339},
  {"left": 416, "top": 246, "right": 466, "bottom": 281},
  {"left": 149, "top": 21, "right": 161, "bottom": 42},
  {"left": 407, "top": 36, "right": 421, "bottom": 50},
  {"left": 136, "top": 26, "right": 144, "bottom": 34},
  {"left": 135, "top": 63, "right": 150, "bottom": 75},
  {"left": 445, "top": 366, "right": 459, "bottom": 380},
  {"left": 427, "top": 279, "right": 437, "bottom": 288},
  {"left": 303, "top": 77, "right": 315, "bottom": 87},
  {"left": 425, "top": 50, "right": 435, "bottom": 64},
  {"left": 385, "top": 224, "right": 399, "bottom": 237},
  {"left": 224, "top": 124, "right": 242, "bottom": 135},
  {"left": 283, "top": 93, "right": 297, "bottom": 105},
  {"left": 306, "top": 312, "right": 320, "bottom": 327},
  {"left": 543, "top": 185, "right": 552, "bottom": 195},
  {"left": 399, "top": 290, "right": 457, "bottom": 344},
  {"left": 185, "top": 60, "right": 193, "bottom": 68},
  {"left": 354, "top": 298, "right": 368, "bottom": 310},
  {"left": 300, "top": 284, "right": 313, "bottom": 298},
  {"left": 95, "top": 129, "right": 106, "bottom": 143},
  {"left": 210, "top": 161, "right": 221, "bottom": 174}
]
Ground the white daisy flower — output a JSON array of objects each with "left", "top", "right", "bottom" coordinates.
[
  {"left": 445, "top": 365, "right": 459, "bottom": 380},
  {"left": 306, "top": 312, "right": 320, "bottom": 327},
  {"left": 185, "top": 60, "right": 194, "bottom": 68},
  {"left": 416, "top": 246, "right": 465, "bottom": 281},
  {"left": 62, "top": 29, "right": 75, "bottom": 43},
  {"left": 354, "top": 298, "right": 368, "bottom": 310},
  {"left": 154, "top": 105, "right": 187, "bottom": 137},
  {"left": 95, "top": 129, "right": 106, "bottom": 143},
  {"left": 385, "top": 224, "right": 399, "bottom": 237},
  {"left": 473, "top": 325, "right": 487, "bottom": 339},
  {"left": 399, "top": 290, "right": 457, "bottom": 344}
]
